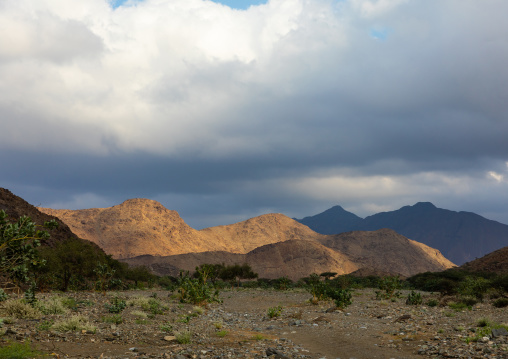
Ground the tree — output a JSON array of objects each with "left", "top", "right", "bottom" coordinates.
[{"left": 0, "top": 210, "right": 58, "bottom": 290}]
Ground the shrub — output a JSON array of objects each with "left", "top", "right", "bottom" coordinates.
[
  {"left": 426, "top": 299, "right": 439, "bottom": 307},
  {"left": 37, "top": 296, "right": 69, "bottom": 315},
  {"left": 53, "top": 315, "right": 96, "bottom": 332},
  {"left": 376, "top": 276, "right": 402, "bottom": 299},
  {"left": 0, "top": 341, "right": 44, "bottom": 359},
  {"left": 0, "top": 289, "right": 8, "bottom": 302},
  {"left": 1, "top": 299, "right": 40, "bottom": 319},
  {"left": 175, "top": 330, "right": 192, "bottom": 344},
  {"left": 160, "top": 323, "right": 173, "bottom": 333},
  {"left": 328, "top": 288, "right": 352, "bottom": 309},
  {"left": 267, "top": 305, "right": 283, "bottom": 319},
  {"left": 141, "top": 298, "right": 167, "bottom": 315},
  {"left": 216, "top": 330, "right": 228, "bottom": 337},
  {"left": 102, "top": 315, "right": 123, "bottom": 324},
  {"left": 105, "top": 296, "right": 126, "bottom": 313},
  {"left": 458, "top": 276, "right": 490, "bottom": 301},
  {"left": 406, "top": 291, "right": 423, "bottom": 305},
  {"left": 177, "top": 274, "right": 221, "bottom": 306},
  {"left": 493, "top": 298, "right": 508, "bottom": 308}
]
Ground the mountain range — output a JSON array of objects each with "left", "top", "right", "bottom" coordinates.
[
  {"left": 37, "top": 197, "right": 455, "bottom": 279},
  {"left": 295, "top": 202, "right": 508, "bottom": 265}
]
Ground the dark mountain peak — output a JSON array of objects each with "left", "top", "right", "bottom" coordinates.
[
  {"left": 294, "top": 205, "right": 363, "bottom": 235},
  {"left": 412, "top": 202, "right": 437, "bottom": 210}
]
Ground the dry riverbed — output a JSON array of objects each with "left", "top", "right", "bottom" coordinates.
[{"left": 1, "top": 288, "right": 507, "bottom": 359}]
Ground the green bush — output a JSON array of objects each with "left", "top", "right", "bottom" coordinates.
[
  {"left": 0, "top": 289, "right": 8, "bottom": 302},
  {"left": 328, "top": 288, "right": 352, "bottom": 309},
  {"left": 376, "top": 276, "right": 402, "bottom": 299},
  {"left": 267, "top": 305, "right": 283, "bottom": 318},
  {"left": 426, "top": 299, "right": 439, "bottom": 307},
  {"left": 177, "top": 273, "right": 221, "bottom": 306},
  {"left": 493, "top": 298, "right": 508, "bottom": 308},
  {"left": 406, "top": 291, "right": 423, "bottom": 305},
  {"left": 105, "top": 296, "right": 126, "bottom": 313}
]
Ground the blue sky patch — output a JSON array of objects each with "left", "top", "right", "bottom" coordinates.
[{"left": 111, "top": 0, "right": 268, "bottom": 10}]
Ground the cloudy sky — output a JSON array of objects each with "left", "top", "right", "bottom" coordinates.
[{"left": 1, "top": 0, "right": 508, "bottom": 229}]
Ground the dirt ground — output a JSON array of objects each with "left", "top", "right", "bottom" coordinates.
[{"left": 1, "top": 288, "right": 507, "bottom": 359}]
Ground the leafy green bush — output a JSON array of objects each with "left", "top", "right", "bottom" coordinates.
[
  {"left": 177, "top": 273, "right": 221, "bottom": 306},
  {"left": 376, "top": 276, "right": 402, "bottom": 299},
  {"left": 425, "top": 299, "right": 439, "bottom": 307},
  {"left": 102, "top": 315, "right": 123, "bottom": 324},
  {"left": 406, "top": 291, "right": 423, "bottom": 305},
  {"left": 458, "top": 276, "right": 490, "bottom": 301},
  {"left": 328, "top": 287, "right": 352, "bottom": 309},
  {"left": 105, "top": 296, "right": 126, "bottom": 313},
  {"left": 175, "top": 330, "right": 192, "bottom": 344},
  {"left": 267, "top": 305, "right": 283, "bottom": 318}
]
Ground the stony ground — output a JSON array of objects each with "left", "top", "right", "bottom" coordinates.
[{"left": 1, "top": 288, "right": 507, "bottom": 359}]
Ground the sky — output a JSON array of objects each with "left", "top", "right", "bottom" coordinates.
[{"left": 1, "top": 0, "right": 508, "bottom": 230}]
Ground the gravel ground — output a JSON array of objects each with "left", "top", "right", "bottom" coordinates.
[{"left": 0, "top": 288, "right": 507, "bottom": 359}]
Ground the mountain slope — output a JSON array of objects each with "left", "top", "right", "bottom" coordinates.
[
  {"left": 122, "top": 229, "right": 455, "bottom": 280},
  {"left": 39, "top": 202, "right": 322, "bottom": 259},
  {"left": 460, "top": 246, "right": 508, "bottom": 274},
  {"left": 294, "top": 205, "right": 363, "bottom": 235},
  {"left": 296, "top": 202, "right": 508, "bottom": 265},
  {"left": 357, "top": 202, "right": 508, "bottom": 265},
  {"left": 0, "top": 188, "right": 89, "bottom": 247}
]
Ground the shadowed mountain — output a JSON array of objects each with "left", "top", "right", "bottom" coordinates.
[
  {"left": 294, "top": 205, "right": 363, "bottom": 235},
  {"left": 460, "top": 246, "right": 508, "bottom": 274},
  {"left": 296, "top": 202, "right": 508, "bottom": 265},
  {"left": 122, "top": 229, "right": 454, "bottom": 280},
  {"left": 0, "top": 188, "right": 91, "bottom": 248}
]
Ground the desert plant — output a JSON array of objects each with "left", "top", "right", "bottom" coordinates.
[
  {"left": 131, "top": 310, "right": 148, "bottom": 318},
  {"left": 458, "top": 276, "right": 490, "bottom": 302},
  {"left": 105, "top": 296, "right": 126, "bottom": 313},
  {"left": 53, "top": 314, "right": 96, "bottom": 332},
  {"left": 0, "top": 299, "right": 40, "bottom": 319},
  {"left": 328, "top": 288, "right": 352, "bottom": 309},
  {"left": 0, "top": 210, "right": 58, "bottom": 290},
  {"left": 177, "top": 273, "right": 221, "bottom": 306},
  {"left": 267, "top": 305, "right": 283, "bottom": 319},
  {"left": 160, "top": 323, "right": 173, "bottom": 333},
  {"left": 216, "top": 329, "right": 228, "bottom": 337},
  {"left": 141, "top": 298, "right": 167, "bottom": 315},
  {"left": 0, "top": 289, "right": 8, "bottom": 302},
  {"left": 102, "top": 314, "right": 123, "bottom": 324},
  {"left": 426, "top": 299, "right": 439, "bottom": 307},
  {"left": 406, "top": 291, "right": 423, "bottom": 305},
  {"left": 175, "top": 330, "right": 192, "bottom": 344},
  {"left": 0, "top": 340, "right": 45, "bottom": 359},
  {"left": 37, "top": 296, "right": 68, "bottom": 315},
  {"left": 251, "top": 334, "right": 265, "bottom": 340},
  {"left": 37, "top": 320, "right": 54, "bottom": 331},
  {"left": 376, "top": 276, "right": 402, "bottom": 299},
  {"left": 493, "top": 297, "right": 508, "bottom": 308}
]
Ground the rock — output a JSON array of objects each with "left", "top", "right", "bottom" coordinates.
[
  {"left": 393, "top": 314, "right": 411, "bottom": 322},
  {"left": 492, "top": 328, "right": 508, "bottom": 338},
  {"left": 164, "top": 336, "right": 177, "bottom": 342},
  {"left": 266, "top": 347, "right": 289, "bottom": 359}
]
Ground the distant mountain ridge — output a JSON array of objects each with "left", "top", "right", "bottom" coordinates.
[
  {"left": 38, "top": 197, "right": 455, "bottom": 279},
  {"left": 295, "top": 202, "right": 508, "bottom": 265}
]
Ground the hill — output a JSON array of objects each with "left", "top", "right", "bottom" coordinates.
[
  {"left": 0, "top": 188, "right": 88, "bottom": 247},
  {"left": 296, "top": 202, "right": 508, "bottom": 265},
  {"left": 39, "top": 201, "right": 321, "bottom": 259},
  {"left": 460, "top": 246, "right": 508, "bottom": 274},
  {"left": 39, "top": 197, "right": 455, "bottom": 279},
  {"left": 121, "top": 228, "right": 454, "bottom": 280}
]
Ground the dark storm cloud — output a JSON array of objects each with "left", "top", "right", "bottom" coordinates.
[{"left": 1, "top": 0, "right": 508, "bottom": 227}]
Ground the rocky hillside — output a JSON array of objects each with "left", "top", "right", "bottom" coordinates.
[
  {"left": 39, "top": 201, "right": 321, "bottom": 259},
  {"left": 296, "top": 202, "right": 508, "bottom": 265},
  {"left": 39, "top": 197, "right": 456, "bottom": 279},
  {"left": 0, "top": 188, "right": 91, "bottom": 248},
  {"left": 460, "top": 246, "right": 508, "bottom": 274},
  {"left": 122, "top": 228, "right": 455, "bottom": 280}
]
